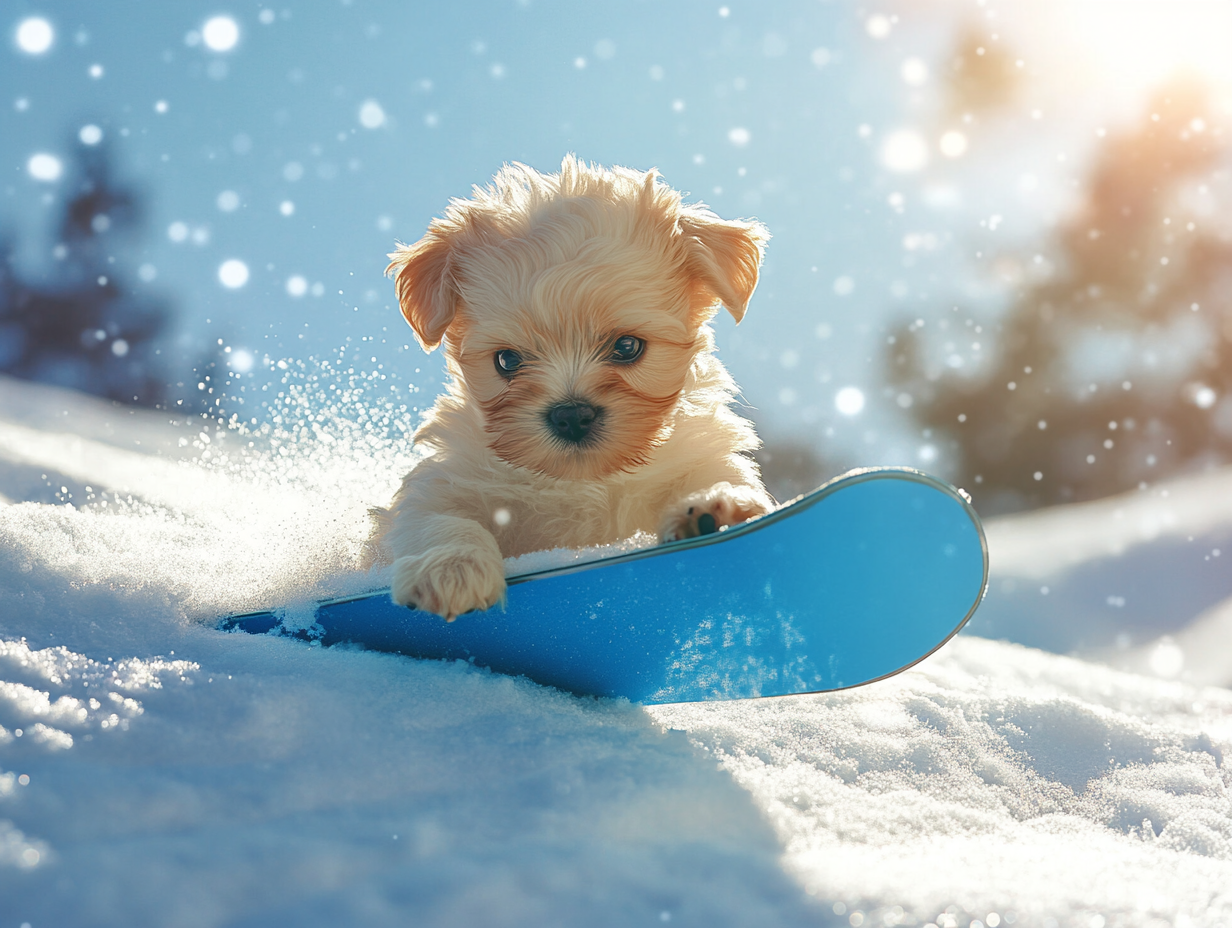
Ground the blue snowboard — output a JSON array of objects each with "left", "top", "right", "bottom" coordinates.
[{"left": 220, "top": 468, "right": 987, "bottom": 704}]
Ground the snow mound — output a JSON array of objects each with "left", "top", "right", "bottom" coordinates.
[
  {"left": 978, "top": 469, "right": 1232, "bottom": 687},
  {"left": 652, "top": 637, "right": 1232, "bottom": 926}
]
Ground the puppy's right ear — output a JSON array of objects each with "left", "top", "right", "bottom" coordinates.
[
  {"left": 677, "top": 208, "right": 769, "bottom": 324},
  {"left": 386, "top": 232, "right": 457, "bottom": 352}
]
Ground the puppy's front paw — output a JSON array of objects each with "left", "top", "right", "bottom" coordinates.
[
  {"left": 659, "top": 482, "right": 773, "bottom": 542},
  {"left": 391, "top": 544, "right": 506, "bottom": 621}
]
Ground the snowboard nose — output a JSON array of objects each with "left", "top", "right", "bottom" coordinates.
[{"left": 547, "top": 402, "right": 601, "bottom": 443}]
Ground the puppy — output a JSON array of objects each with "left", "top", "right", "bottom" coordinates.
[{"left": 367, "top": 156, "right": 775, "bottom": 619}]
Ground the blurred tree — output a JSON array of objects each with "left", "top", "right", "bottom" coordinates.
[
  {"left": 944, "top": 25, "right": 1020, "bottom": 117},
  {"left": 0, "top": 138, "right": 172, "bottom": 406},
  {"left": 754, "top": 437, "right": 836, "bottom": 503},
  {"left": 889, "top": 80, "right": 1232, "bottom": 514}
]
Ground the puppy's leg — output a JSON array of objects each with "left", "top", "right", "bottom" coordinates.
[
  {"left": 659, "top": 482, "right": 774, "bottom": 542},
  {"left": 389, "top": 514, "right": 506, "bottom": 620}
]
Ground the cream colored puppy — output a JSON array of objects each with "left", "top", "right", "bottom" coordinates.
[{"left": 368, "top": 156, "right": 774, "bottom": 619}]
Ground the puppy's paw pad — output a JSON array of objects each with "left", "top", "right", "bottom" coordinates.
[
  {"left": 659, "top": 482, "right": 773, "bottom": 542},
  {"left": 391, "top": 548, "right": 506, "bottom": 621}
]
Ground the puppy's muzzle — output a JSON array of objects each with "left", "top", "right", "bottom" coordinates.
[{"left": 546, "top": 401, "right": 603, "bottom": 444}]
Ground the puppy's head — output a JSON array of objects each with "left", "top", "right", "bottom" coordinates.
[{"left": 387, "top": 155, "right": 768, "bottom": 481}]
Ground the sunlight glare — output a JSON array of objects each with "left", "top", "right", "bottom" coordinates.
[{"left": 1064, "top": 0, "right": 1232, "bottom": 87}]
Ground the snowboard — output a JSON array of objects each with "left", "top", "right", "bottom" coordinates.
[{"left": 220, "top": 467, "right": 988, "bottom": 704}]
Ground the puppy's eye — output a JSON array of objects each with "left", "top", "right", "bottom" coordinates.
[
  {"left": 495, "top": 349, "right": 524, "bottom": 375},
  {"left": 610, "top": 335, "right": 644, "bottom": 363}
]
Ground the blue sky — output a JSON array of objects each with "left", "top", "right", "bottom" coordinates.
[{"left": 6, "top": 0, "right": 1220, "bottom": 467}]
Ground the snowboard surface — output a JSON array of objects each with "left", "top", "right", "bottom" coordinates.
[{"left": 221, "top": 468, "right": 988, "bottom": 704}]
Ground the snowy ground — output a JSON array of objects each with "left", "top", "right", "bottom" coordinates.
[{"left": 1, "top": 373, "right": 1230, "bottom": 927}]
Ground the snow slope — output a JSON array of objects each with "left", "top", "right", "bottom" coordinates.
[
  {"left": 1, "top": 374, "right": 1230, "bottom": 927},
  {"left": 976, "top": 468, "right": 1232, "bottom": 688}
]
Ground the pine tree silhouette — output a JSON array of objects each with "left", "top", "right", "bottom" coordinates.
[{"left": 0, "top": 137, "right": 172, "bottom": 406}]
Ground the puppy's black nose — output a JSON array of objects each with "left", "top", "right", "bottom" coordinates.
[{"left": 547, "top": 402, "right": 601, "bottom": 443}]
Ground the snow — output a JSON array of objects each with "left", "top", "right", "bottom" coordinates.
[
  {"left": 1, "top": 373, "right": 1230, "bottom": 926},
  {"left": 975, "top": 469, "right": 1232, "bottom": 688}
]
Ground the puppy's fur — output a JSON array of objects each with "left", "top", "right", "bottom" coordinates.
[{"left": 367, "top": 156, "right": 774, "bottom": 619}]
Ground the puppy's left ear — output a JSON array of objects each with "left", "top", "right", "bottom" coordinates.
[
  {"left": 386, "top": 231, "right": 457, "bottom": 352},
  {"left": 678, "top": 208, "right": 770, "bottom": 323}
]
